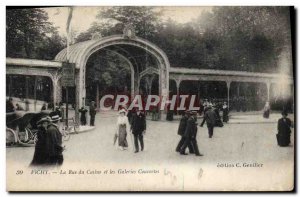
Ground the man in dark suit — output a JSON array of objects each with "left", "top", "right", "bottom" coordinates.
[
  {"left": 46, "top": 115, "right": 64, "bottom": 166},
  {"left": 175, "top": 110, "right": 194, "bottom": 153},
  {"left": 200, "top": 104, "right": 217, "bottom": 138},
  {"left": 180, "top": 111, "right": 203, "bottom": 156},
  {"left": 79, "top": 106, "right": 88, "bottom": 126},
  {"left": 222, "top": 102, "right": 229, "bottom": 123},
  {"left": 277, "top": 111, "right": 293, "bottom": 147},
  {"left": 31, "top": 116, "right": 51, "bottom": 166},
  {"left": 89, "top": 101, "right": 96, "bottom": 126},
  {"left": 131, "top": 109, "right": 146, "bottom": 153}
]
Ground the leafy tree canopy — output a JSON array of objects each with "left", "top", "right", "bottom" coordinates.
[{"left": 6, "top": 8, "right": 65, "bottom": 59}]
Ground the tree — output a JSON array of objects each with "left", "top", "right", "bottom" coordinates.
[
  {"left": 6, "top": 8, "right": 65, "bottom": 59},
  {"left": 192, "top": 7, "right": 292, "bottom": 73},
  {"left": 76, "top": 6, "right": 163, "bottom": 42},
  {"left": 76, "top": 6, "right": 292, "bottom": 74},
  {"left": 86, "top": 50, "right": 131, "bottom": 99}
]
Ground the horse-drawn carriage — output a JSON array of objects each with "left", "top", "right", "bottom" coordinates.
[{"left": 6, "top": 110, "right": 51, "bottom": 146}]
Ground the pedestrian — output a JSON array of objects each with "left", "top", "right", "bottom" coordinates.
[
  {"left": 48, "top": 102, "right": 54, "bottom": 111},
  {"left": 175, "top": 110, "right": 195, "bottom": 154},
  {"left": 151, "top": 105, "right": 159, "bottom": 121},
  {"left": 115, "top": 109, "right": 130, "bottom": 150},
  {"left": 16, "top": 103, "right": 24, "bottom": 111},
  {"left": 30, "top": 116, "right": 51, "bottom": 166},
  {"left": 131, "top": 109, "right": 146, "bottom": 153},
  {"left": 41, "top": 103, "right": 47, "bottom": 111},
  {"left": 222, "top": 102, "right": 229, "bottom": 123},
  {"left": 166, "top": 103, "right": 174, "bottom": 121},
  {"left": 127, "top": 109, "right": 133, "bottom": 125},
  {"left": 276, "top": 111, "right": 293, "bottom": 147},
  {"left": 46, "top": 114, "right": 64, "bottom": 166},
  {"left": 200, "top": 104, "right": 217, "bottom": 138},
  {"left": 25, "top": 99, "right": 30, "bottom": 111},
  {"left": 199, "top": 100, "right": 204, "bottom": 116},
  {"left": 89, "top": 101, "right": 96, "bottom": 126},
  {"left": 78, "top": 106, "right": 88, "bottom": 126},
  {"left": 213, "top": 105, "right": 223, "bottom": 127},
  {"left": 203, "top": 99, "right": 209, "bottom": 114},
  {"left": 6, "top": 97, "right": 15, "bottom": 113},
  {"left": 60, "top": 104, "right": 65, "bottom": 122},
  {"left": 180, "top": 111, "right": 203, "bottom": 156},
  {"left": 50, "top": 106, "right": 62, "bottom": 120},
  {"left": 263, "top": 101, "right": 270, "bottom": 119}
]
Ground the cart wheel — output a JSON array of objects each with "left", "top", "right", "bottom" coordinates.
[
  {"left": 19, "top": 128, "right": 30, "bottom": 144},
  {"left": 33, "top": 133, "right": 38, "bottom": 145}
]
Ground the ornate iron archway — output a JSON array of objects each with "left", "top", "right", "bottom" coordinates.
[{"left": 55, "top": 32, "right": 170, "bottom": 112}]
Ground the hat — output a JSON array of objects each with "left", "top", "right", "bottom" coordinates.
[
  {"left": 281, "top": 110, "right": 288, "bottom": 116},
  {"left": 118, "top": 109, "right": 127, "bottom": 114},
  {"left": 191, "top": 111, "right": 198, "bottom": 115},
  {"left": 37, "top": 116, "right": 51, "bottom": 125},
  {"left": 184, "top": 110, "right": 191, "bottom": 114},
  {"left": 50, "top": 114, "right": 61, "bottom": 122}
]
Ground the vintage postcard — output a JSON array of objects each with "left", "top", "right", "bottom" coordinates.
[{"left": 6, "top": 6, "right": 294, "bottom": 191}]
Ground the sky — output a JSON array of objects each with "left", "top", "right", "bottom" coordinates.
[{"left": 43, "top": 6, "right": 212, "bottom": 36}]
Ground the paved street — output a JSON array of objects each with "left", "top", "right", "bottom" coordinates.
[
  {"left": 7, "top": 111, "right": 294, "bottom": 165},
  {"left": 6, "top": 111, "right": 294, "bottom": 191}
]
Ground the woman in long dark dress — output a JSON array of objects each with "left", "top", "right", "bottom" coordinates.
[
  {"left": 30, "top": 117, "right": 51, "bottom": 166},
  {"left": 277, "top": 111, "right": 293, "bottom": 147}
]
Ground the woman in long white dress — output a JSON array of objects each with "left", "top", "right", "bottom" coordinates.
[
  {"left": 115, "top": 109, "right": 130, "bottom": 150},
  {"left": 263, "top": 101, "right": 270, "bottom": 119}
]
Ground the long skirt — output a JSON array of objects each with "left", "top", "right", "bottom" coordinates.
[
  {"left": 276, "top": 134, "right": 290, "bottom": 147},
  {"left": 118, "top": 125, "right": 128, "bottom": 147},
  {"left": 263, "top": 109, "right": 270, "bottom": 118}
]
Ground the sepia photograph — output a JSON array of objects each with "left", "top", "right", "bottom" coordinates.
[{"left": 5, "top": 5, "right": 295, "bottom": 191}]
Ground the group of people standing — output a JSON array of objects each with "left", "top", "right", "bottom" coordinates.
[
  {"left": 176, "top": 110, "right": 203, "bottom": 156},
  {"left": 40, "top": 100, "right": 97, "bottom": 127},
  {"left": 30, "top": 114, "right": 64, "bottom": 166},
  {"left": 176, "top": 102, "right": 229, "bottom": 156},
  {"left": 78, "top": 101, "right": 97, "bottom": 126},
  {"left": 115, "top": 108, "right": 146, "bottom": 153},
  {"left": 6, "top": 97, "right": 26, "bottom": 112},
  {"left": 202, "top": 99, "right": 229, "bottom": 124},
  {"left": 27, "top": 97, "right": 293, "bottom": 167}
]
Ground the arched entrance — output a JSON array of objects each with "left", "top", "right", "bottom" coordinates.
[{"left": 55, "top": 31, "right": 170, "bottom": 117}]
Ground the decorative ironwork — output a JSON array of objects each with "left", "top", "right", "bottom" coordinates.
[{"left": 123, "top": 24, "right": 136, "bottom": 39}]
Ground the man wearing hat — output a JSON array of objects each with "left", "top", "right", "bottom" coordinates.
[
  {"left": 222, "top": 102, "right": 229, "bottom": 123},
  {"left": 131, "top": 109, "right": 146, "bottom": 153},
  {"left": 276, "top": 111, "right": 293, "bottom": 147},
  {"left": 89, "top": 101, "right": 96, "bottom": 126},
  {"left": 180, "top": 111, "right": 203, "bottom": 156},
  {"left": 200, "top": 104, "right": 217, "bottom": 138},
  {"left": 46, "top": 114, "right": 64, "bottom": 165},
  {"left": 31, "top": 116, "right": 51, "bottom": 166},
  {"left": 79, "top": 106, "right": 88, "bottom": 126},
  {"left": 175, "top": 110, "right": 194, "bottom": 154}
]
